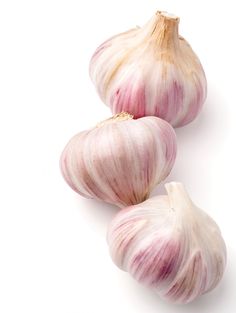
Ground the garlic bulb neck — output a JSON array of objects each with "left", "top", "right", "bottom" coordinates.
[
  {"left": 96, "top": 112, "right": 133, "bottom": 128},
  {"left": 165, "top": 182, "right": 193, "bottom": 215},
  {"left": 151, "top": 11, "right": 180, "bottom": 50}
]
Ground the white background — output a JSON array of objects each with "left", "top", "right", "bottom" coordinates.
[{"left": 0, "top": 0, "right": 235, "bottom": 312}]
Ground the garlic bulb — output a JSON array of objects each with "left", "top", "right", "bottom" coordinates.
[
  {"left": 107, "top": 182, "right": 226, "bottom": 303},
  {"left": 60, "top": 113, "right": 177, "bottom": 208},
  {"left": 90, "top": 11, "right": 207, "bottom": 128}
]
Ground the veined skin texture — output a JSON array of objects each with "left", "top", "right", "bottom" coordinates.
[
  {"left": 60, "top": 113, "right": 177, "bottom": 208},
  {"left": 107, "top": 182, "right": 226, "bottom": 303},
  {"left": 90, "top": 11, "right": 207, "bottom": 128}
]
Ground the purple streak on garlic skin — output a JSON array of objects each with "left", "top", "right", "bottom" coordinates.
[
  {"left": 132, "top": 239, "right": 181, "bottom": 286},
  {"left": 111, "top": 80, "right": 146, "bottom": 118},
  {"left": 90, "top": 11, "right": 207, "bottom": 128},
  {"left": 60, "top": 113, "right": 177, "bottom": 208},
  {"left": 166, "top": 251, "right": 208, "bottom": 303},
  {"left": 156, "top": 81, "right": 184, "bottom": 124},
  {"left": 107, "top": 183, "right": 226, "bottom": 304}
]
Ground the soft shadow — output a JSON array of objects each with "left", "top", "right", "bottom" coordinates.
[
  {"left": 118, "top": 269, "right": 230, "bottom": 313},
  {"left": 74, "top": 196, "right": 119, "bottom": 237},
  {"left": 151, "top": 84, "right": 229, "bottom": 197},
  {"left": 175, "top": 83, "right": 229, "bottom": 145}
]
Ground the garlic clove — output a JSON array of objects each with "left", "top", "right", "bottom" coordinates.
[
  {"left": 90, "top": 11, "right": 207, "bottom": 128},
  {"left": 107, "top": 182, "right": 226, "bottom": 303},
  {"left": 60, "top": 113, "right": 177, "bottom": 208}
]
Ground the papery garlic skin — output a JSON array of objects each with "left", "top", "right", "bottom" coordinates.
[
  {"left": 60, "top": 113, "right": 177, "bottom": 208},
  {"left": 90, "top": 11, "right": 207, "bottom": 128},
  {"left": 107, "top": 182, "right": 226, "bottom": 303}
]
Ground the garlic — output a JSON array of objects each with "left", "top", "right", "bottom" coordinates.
[
  {"left": 107, "top": 182, "right": 226, "bottom": 303},
  {"left": 60, "top": 113, "right": 177, "bottom": 207},
  {"left": 90, "top": 11, "right": 207, "bottom": 127}
]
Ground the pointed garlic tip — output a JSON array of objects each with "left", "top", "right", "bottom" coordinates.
[
  {"left": 107, "top": 184, "right": 226, "bottom": 304},
  {"left": 157, "top": 11, "right": 179, "bottom": 20},
  {"left": 165, "top": 182, "right": 193, "bottom": 211},
  {"left": 60, "top": 115, "right": 177, "bottom": 207},
  {"left": 151, "top": 11, "right": 180, "bottom": 49},
  {"left": 90, "top": 10, "right": 207, "bottom": 127},
  {"left": 155, "top": 11, "right": 180, "bottom": 32}
]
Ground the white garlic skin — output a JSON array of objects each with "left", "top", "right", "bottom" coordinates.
[
  {"left": 107, "top": 182, "right": 226, "bottom": 303},
  {"left": 60, "top": 113, "right": 177, "bottom": 208},
  {"left": 90, "top": 11, "right": 207, "bottom": 128}
]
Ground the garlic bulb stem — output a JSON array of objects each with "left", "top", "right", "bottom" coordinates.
[
  {"left": 165, "top": 182, "right": 193, "bottom": 214},
  {"left": 151, "top": 11, "right": 179, "bottom": 50},
  {"left": 160, "top": 12, "right": 178, "bottom": 19}
]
